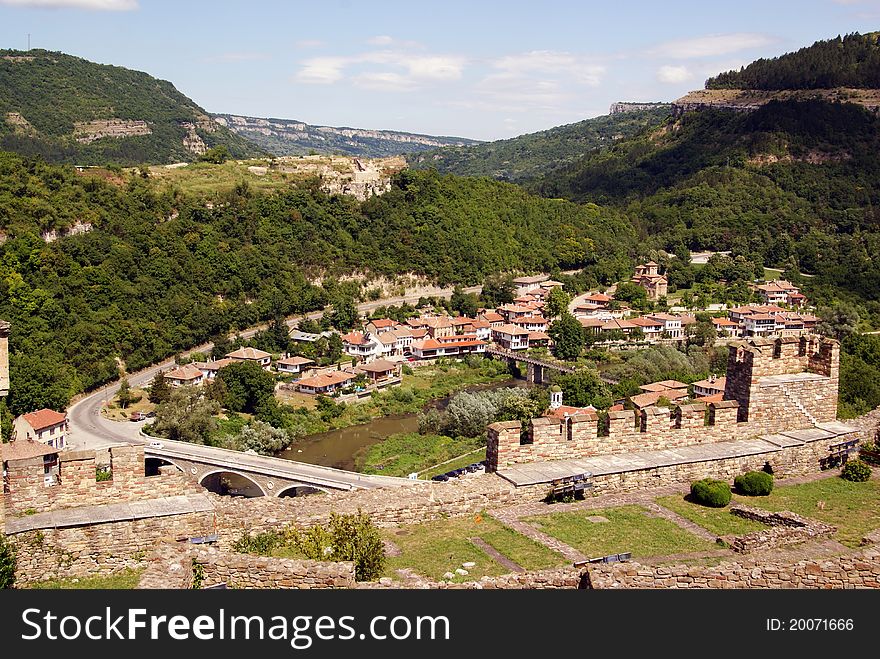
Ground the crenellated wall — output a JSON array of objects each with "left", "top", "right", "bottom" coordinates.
[
  {"left": 3, "top": 445, "right": 203, "bottom": 516},
  {"left": 487, "top": 334, "right": 842, "bottom": 471}
]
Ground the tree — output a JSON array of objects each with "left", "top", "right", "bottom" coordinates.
[
  {"left": 151, "top": 388, "right": 220, "bottom": 444},
  {"left": 8, "top": 353, "right": 77, "bottom": 416},
  {"left": 148, "top": 371, "right": 171, "bottom": 404},
  {"left": 327, "top": 333, "right": 344, "bottom": 363},
  {"left": 548, "top": 312, "right": 584, "bottom": 362},
  {"left": 689, "top": 321, "right": 717, "bottom": 347},
  {"left": 613, "top": 282, "right": 648, "bottom": 307},
  {"left": 330, "top": 297, "right": 358, "bottom": 331},
  {"left": 210, "top": 332, "right": 233, "bottom": 361},
  {"left": 269, "top": 311, "right": 290, "bottom": 354},
  {"left": 216, "top": 361, "right": 277, "bottom": 414},
  {"left": 544, "top": 286, "right": 571, "bottom": 319},
  {"left": 228, "top": 420, "right": 295, "bottom": 455},
  {"left": 450, "top": 285, "right": 478, "bottom": 317},
  {"left": 198, "top": 145, "right": 230, "bottom": 164},
  {"left": 552, "top": 370, "right": 613, "bottom": 409},
  {"left": 481, "top": 274, "right": 515, "bottom": 308},
  {"left": 117, "top": 378, "right": 133, "bottom": 409},
  {"left": 817, "top": 303, "right": 861, "bottom": 341}
]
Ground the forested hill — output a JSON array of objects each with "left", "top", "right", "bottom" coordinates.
[
  {"left": 0, "top": 152, "right": 635, "bottom": 414},
  {"left": 406, "top": 106, "right": 670, "bottom": 182},
  {"left": 0, "top": 50, "right": 263, "bottom": 165},
  {"left": 707, "top": 32, "right": 880, "bottom": 90}
]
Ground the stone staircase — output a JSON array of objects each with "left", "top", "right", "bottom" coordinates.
[{"left": 778, "top": 382, "right": 818, "bottom": 426}]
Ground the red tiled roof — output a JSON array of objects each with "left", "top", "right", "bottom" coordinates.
[
  {"left": 481, "top": 312, "right": 504, "bottom": 323},
  {"left": 21, "top": 408, "right": 66, "bottom": 431},
  {"left": 639, "top": 380, "right": 688, "bottom": 393},
  {"left": 359, "top": 359, "right": 399, "bottom": 373},
  {"left": 195, "top": 358, "right": 236, "bottom": 371},
  {"left": 164, "top": 364, "right": 204, "bottom": 381},
  {"left": 629, "top": 317, "right": 663, "bottom": 328},
  {"left": 277, "top": 356, "right": 315, "bottom": 366},
  {"left": 369, "top": 319, "right": 396, "bottom": 329},
  {"left": 692, "top": 376, "right": 726, "bottom": 390},
  {"left": 630, "top": 390, "right": 687, "bottom": 408},
  {"left": 493, "top": 323, "right": 529, "bottom": 336},
  {"left": 1, "top": 439, "right": 59, "bottom": 462},
  {"left": 696, "top": 393, "right": 725, "bottom": 403},
  {"left": 298, "top": 371, "right": 355, "bottom": 388},
  {"left": 341, "top": 331, "right": 368, "bottom": 345},
  {"left": 545, "top": 405, "right": 596, "bottom": 420},
  {"left": 579, "top": 317, "right": 605, "bottom": 328},
  {"left": 528, "top": 331, "right": 551, "bottom": 341},
  {"left": 226, "top": 347, "right": 272, "bottom": 360},
  {"left": 584, "top": 293, "right": 612, "bottom": 302},
  {"left": 712, "top": 318, "right": 738, "bottom": 326}
]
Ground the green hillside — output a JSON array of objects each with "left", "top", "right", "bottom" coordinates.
[
  {"left": 406, "top": 106, "right": 670, "bottom": 182},
  {"left": 707, "top": 32, "right": 880, "bottom": 90},
  {"left": 0, "top": 152, "right": 635, "bottom": 413},
  {"left": 0, "top": 49, "right": 263, "bottom": 165}
]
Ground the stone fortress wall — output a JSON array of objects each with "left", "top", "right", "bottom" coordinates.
[{"left": 487, "top": 335, "right": 842, "bottom": 471}]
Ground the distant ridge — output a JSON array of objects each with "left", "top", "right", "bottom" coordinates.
[{"left": 213, "top": 113, "right": 481, "bottom": 158}]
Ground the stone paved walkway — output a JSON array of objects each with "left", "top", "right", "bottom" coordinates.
[{"left": 469, "top": 537, "right": 525, "bottom": 573}]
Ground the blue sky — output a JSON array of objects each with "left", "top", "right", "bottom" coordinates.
[{"left": 1, "top": 0, "right": 879, "bottom": 140}]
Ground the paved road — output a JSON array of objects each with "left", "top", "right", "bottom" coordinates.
[{"left": 68, "top": 284, "right": 482, "bottom": 451}]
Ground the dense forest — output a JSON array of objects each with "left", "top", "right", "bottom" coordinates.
[
  {"left": 707, "top": 32, "right": 880, "bottom": 90},
  {"left": 0, "top": 153, "right": 635, "bottom": 414},
  {"left": 0, "top": 49, "right": 262, "bottom": 165},
  {"left": 406, "top": 107, "right": 670, "bottom": 182}
]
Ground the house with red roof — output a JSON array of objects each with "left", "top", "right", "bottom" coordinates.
[
  {"left": 410, "top": 334, "right": 487, "bottom": 360},
  {"left": 275, "top": 355, "right": 315, "bottom": 375},
  {"left": 13, "top": 408, "right": 69, "bottom": 450},
  {"left": 164, "top": 364, "right": 206, "bottom": 387},
  {"left": 491, "top": 324, "right": 530, "bottom": 350},
  {"left": 226, "top": 346, "right": 273, "bottom": 370}
]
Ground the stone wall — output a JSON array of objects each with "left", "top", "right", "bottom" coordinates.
[
  {"left": 213, "top": 475, "right": 524, "bottom": 545},
  {"left": 723, "top": 504, "right": 836, "bottom": 553},
  {"left": 3, "top": 445, "right": 203, "bottom": 516},
  {"left": 137, "top": 545, "right": 355, "bottom": 590},
  {"left": 9, "top": 510, "right": 214, "bottom": 585},
  {"left": 358, "top": 566, "right": 590, "bottom": 590},
  {"left": 587, "top": 547, "right": 880, "bottom": 589}
]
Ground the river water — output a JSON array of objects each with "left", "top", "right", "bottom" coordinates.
[{"left": 277, "top": 378, "right": 527, "bottom": 471}]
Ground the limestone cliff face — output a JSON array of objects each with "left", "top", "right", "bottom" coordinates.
[
  {"left": 275, "top": 154, "right": 405, "bottom": 201},
  {"left": 181, "top": 122, "right": 208, "bottom": 155},
  {"left": 212, "top": 113, "right": 479, "bottom": 157},
  {"left": 672, "top": 88, "right": 880, "bottom": 116},
  {"left": 72, "top": 119, "right": 152, "bottom": 144}
]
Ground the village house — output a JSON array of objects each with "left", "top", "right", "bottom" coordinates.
[
  {"left": 639, "top": 379, "right": 689, "bottom": 398},
  {"left": 194, "top": 357, "right": 236, "bottom": 380},
  {"left": 226, "top": 347, "right": 272, "bottom": 370},
  {"left": 646, "top": 313, "right": 683, "bottom": 338},
  {"left": 629, "top": 388, "right": 689, "bottom": 410},
  {"left": 692, "top": 375, "right": 726, "bottom": 398},
  {"left": 409, "top": 334, "right": 487, "bottom": 360},
  {"left": 498, "top": 303, "right": 538, "bottom": 323},
  {"left": 275, "top": 355, "right": 315, "bottom": 375},
  {"left": 631, "top": 261, "right": 668, "bottom": 300},
  {"left": 574, "top": 293, "right": 613, "bottom": 316},
  {"left": 341, "top": 331, "right": 381, "bottom": 360},
  {"left": 511, "top": 314, "right": 549, "bottom": 333},
  {"left": 13, "top": 409, "right": 69, "bottom": 450},
  {"left": 296, "top": 369, "right": 357, "bottom": 395},
  {"left": 754, "top": 279, "right": 806, "bottom": 307},
  {"left": 527, "top": 331, "right": 551, "bottom": 348},
  {"left": 579, "top": 317, "right": 605, "bottom": 336},
  {"left": 742, "top": 313, "right": 778, "bottom": 337},
  {"left": 601, "top": 317, "right": 638, "bottom": 336},
  {"left": 480, "top": 311, "right": 505, "bottom": 328},
  {"left": 364, "top": 318, "right": 399, "bottom": 335},
  {"left": 512, "top": 274, "right": 550, "bottom": 296},
  {"left": 1, "top": 439, "right": 61, "bottom": 486},
  {"left": 356, "top": 358, "right": 401, "bottom": 384},
  {"left": 712, "top": 317, "right": 740, "bottom": 337},
  {"left": 163, "top": 364, "right": 205, "bottom": 388},
  {"left": 491, "top": 324, "right": 530, "bottom": 350},
  {"left": 628, "top": 316, "right": 664, "bottom": 341}
]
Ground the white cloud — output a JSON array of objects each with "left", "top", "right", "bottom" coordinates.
[
  {"left": 656, "top": 65, "right": 693, "bottom": 84},
  {"left": 651, "top": 33, "right": 775, "bottom": 59},
  {"left": 294, "top": 49, "right": 464, "bottom": 88},
  {"left": 294, "top": 57, "right": 347, "bottom": 84},
  {"left": 0, "top": 0, "right": 137, "bottom": 9},
  {"left": 493, "top": 50, "right": 605, "bottom": 85},
  {"left": 367, "top": 35, "right": 394, "bottom": 46}
]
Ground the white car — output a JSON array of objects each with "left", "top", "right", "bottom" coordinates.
[{"left": 148, "top": 441, "right": 164, "bottom": 449}]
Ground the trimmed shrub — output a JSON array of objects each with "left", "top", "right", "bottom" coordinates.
[
  {"left": 841, "top": 459, "right": 872, "bottom": 483},
  {"left": 734, "top": 471, "right": 774, "bottom": 496},
  {"left": 690, "top": 478, "right": 732, "bottom": 508}
]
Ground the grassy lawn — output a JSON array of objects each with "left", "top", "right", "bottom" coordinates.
[
  {"left": 26, "top": 568, "right": 144, "bottom": 589},
  {"left": 146, "top": 160, "right": 294, "bottom": 197},
  {"left": 101, "top": 387, "right": 155, "bottom": 421},
  {"left": 656, "top": 495, "right": 770, "bottom": 536},
  {"left": 358, "top": 433, "right": 484, "bottom": 476},
  {"left": 763, "top": 267, "right": 784, "bottom": 280},
  {"left": 525, "top": 505, "right": 718, "bottom": 559},
  {"left": 419, "top": 447, "right": 487, "bottom": 480},
  {"left": 731, "top": 475, "right": 880, "bottom": 548},
  {"left": 384, "top": 515, "right": 566, "bottom": 582}
]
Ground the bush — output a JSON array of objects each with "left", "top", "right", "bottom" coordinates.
[
  {"left": 291, "top": 512, "right": 385, "bottom": 581},
  {"left": 0, "top": 535, "right": 15, "bottom": 589},
  {"left": 690, "top": 478, "right": 732, "bottom": 507},
  {"left": 841, "top": 459, "right": 872, "bottom": 482},
  {"left": 734, "top": 471, "right": 774, "bottom": 496}
]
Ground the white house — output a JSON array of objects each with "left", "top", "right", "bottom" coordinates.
[
  {"left": 491, "top": 324, "right": 530, "bottom": 350},
  {"left": 276, "top": 355, "right": 315, "bottom": 375},
  {"left": 163, "top": 364, "right": 205, "bottom": 387},
  {"left": 226, "top": 347, "right": 273, "bottom": 370},
  {"left": 13, "top": 409, "right": 69, "bottom": 450},
  {"left": 646, "top": 313, "right": 683, "bottom": 339}
]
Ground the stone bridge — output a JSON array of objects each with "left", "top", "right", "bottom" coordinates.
[
  {"left": 486, "top": 347, "right": 577, "bottom": 384},
  {"left": 143, "top": 438, "right": 409, "bottom": 498}
]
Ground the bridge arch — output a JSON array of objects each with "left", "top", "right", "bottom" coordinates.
[
  {"left": 276, "top": 483, "right": 327, "bottom": 498},
  {"left": 199, "top": 469, "right": 267, "bottom": 498},
  {"left": 144, "top": 456, "right": 185, "bottom": 477}
]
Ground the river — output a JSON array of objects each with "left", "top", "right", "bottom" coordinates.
[{"left": 277, "top": 378, "right": 527, "bottom": 471}]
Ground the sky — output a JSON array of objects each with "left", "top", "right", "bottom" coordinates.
[{"left": 1, "top": 0, "right": 879, "bottom": 140}]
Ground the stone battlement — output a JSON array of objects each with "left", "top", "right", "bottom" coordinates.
[
  {"left": 2, "top": 444, "right": 202, "bottom": 518},
  {"left": 487, "top": 335, "right": 840, "bottom": 471}
]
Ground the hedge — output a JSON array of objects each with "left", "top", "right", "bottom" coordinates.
[
  {"left": 841, "top": 459, "right": 872, "bottom": 483},
  {"left": 690, "top": 478, "right": 732, "bottom": 508},
  {"left": 734, "top": 471, "right": 774, "bottom": 496}
]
